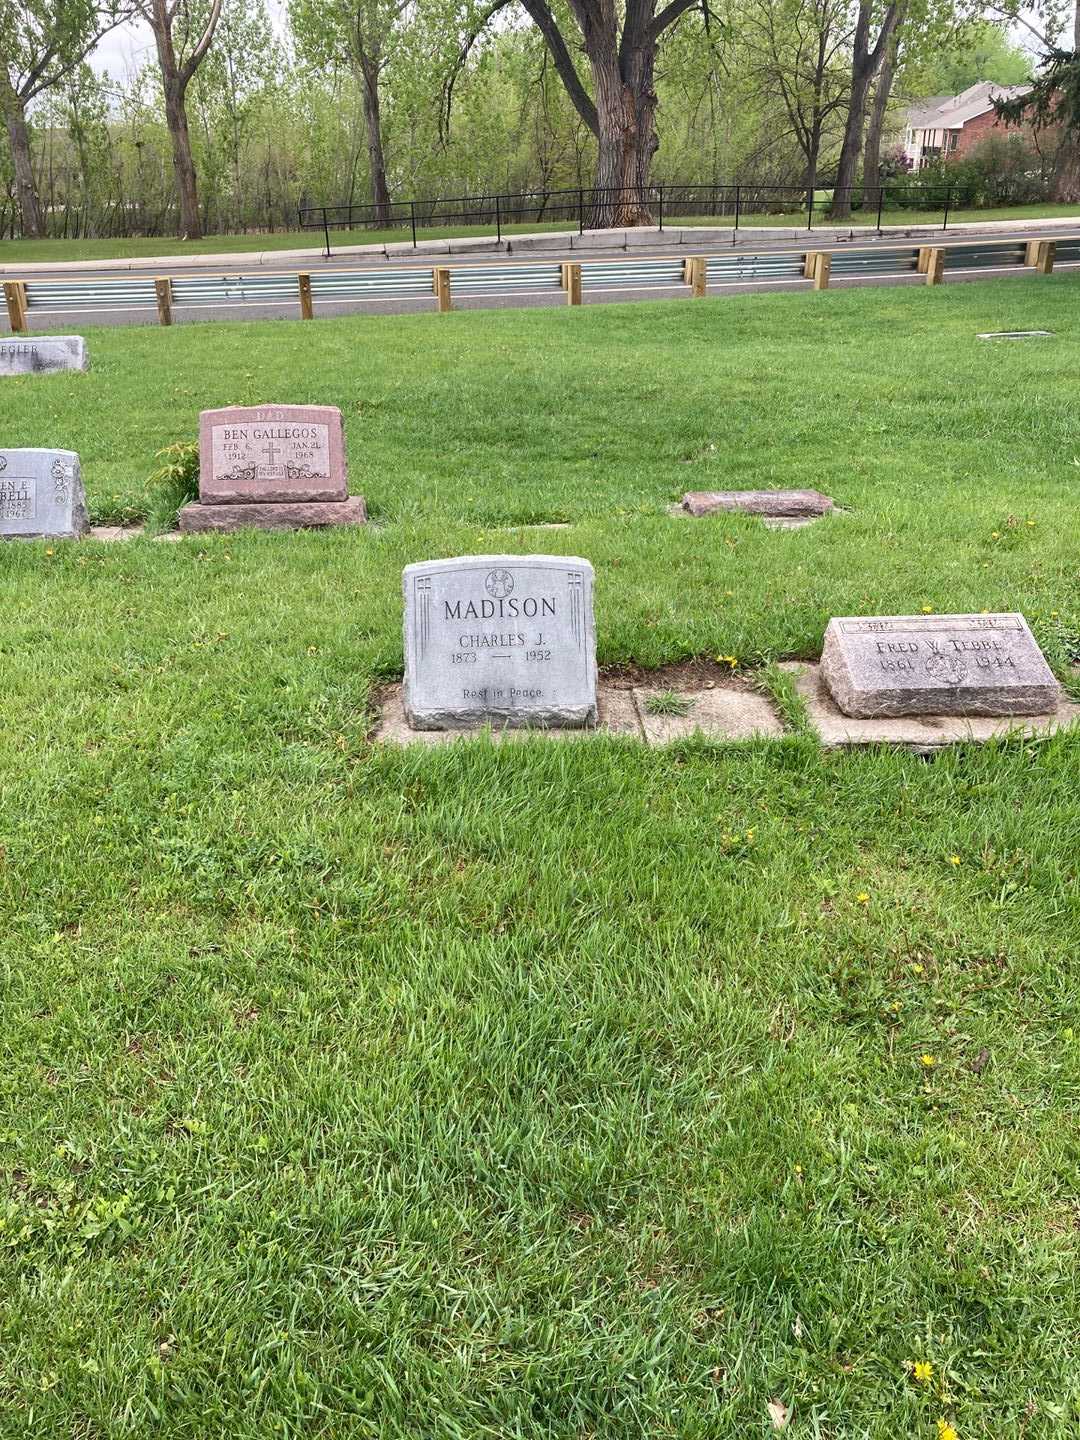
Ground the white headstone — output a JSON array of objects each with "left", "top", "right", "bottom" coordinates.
[
  {"left": 0, "top": 336, "right": 88, "bottom": 376},
  {"left": 0, "top": 449, "right": 89, "bottom": 540},
  {"left": 403, "top": 555, "right": 597, "bottom": 729}
]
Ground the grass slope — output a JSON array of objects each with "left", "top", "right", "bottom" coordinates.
[
  {"left": 1, "top": 280, "right": 1079, "bottom": 1437},
  {"left": 0, "top": 202, "right": 1077, "bottom": 264}
]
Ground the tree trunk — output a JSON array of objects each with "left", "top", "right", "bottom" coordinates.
[
  {"left": 829, "top": 0, "right": 902, "bottom": 219},
  {"left": 0, "top": 86, "right": 45, "bottom": 239},
  {"left": 359, "top": 57, "right": 391, "bottom": 225},
  {"left": 862, "top": 37, "right": 898, "bottom": 210},
  {"left": 588, "top": 48, "right": 656, "bottom": 227},
  {"left": 830, "top": 72, "right": 872, "bottom": 218},
  {"left": 162, "top": 77, "right": 203, "bottom": 239}
]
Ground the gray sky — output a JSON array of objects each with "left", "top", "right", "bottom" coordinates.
[{"left": 92, "top": 2, "right": 289, "bottom": 83}]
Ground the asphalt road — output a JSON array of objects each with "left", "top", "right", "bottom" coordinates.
[{"left": 4, "top": 220, "right": 1078, "bottom": 331}]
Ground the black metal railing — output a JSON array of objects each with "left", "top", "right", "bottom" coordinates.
[{"left": 297, "top": 179, "right": 1061, "bottom": 255}]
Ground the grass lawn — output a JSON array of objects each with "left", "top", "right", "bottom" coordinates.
[
  {"left": 1, "top": 202, "right": 1079, "bottom": 266},
  {"left": 2, "top": 279, "right": 1080, "bottom": 1437}
]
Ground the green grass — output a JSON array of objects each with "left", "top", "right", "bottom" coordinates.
[
  {"left": 2, "top": 279, "right": 1080, "bottom": 1436},
  {"left": 2, "top": 202, "right": 1078, "bottom": 265},
  {"left": 0, "top": 222, "right": 580, "bottom": 264}
]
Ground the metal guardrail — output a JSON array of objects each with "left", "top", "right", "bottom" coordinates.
[{"left": 6, "top": 234, "right": 1076, "bottom": 328}]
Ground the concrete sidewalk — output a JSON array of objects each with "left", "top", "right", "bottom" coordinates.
[{"left": 3, "top": 214, "right": 1078, "bottom": 276}]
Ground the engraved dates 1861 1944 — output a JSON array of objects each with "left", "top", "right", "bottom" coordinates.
[{"left": 820, "top": 613, "right": 1059, "bottom": 718}]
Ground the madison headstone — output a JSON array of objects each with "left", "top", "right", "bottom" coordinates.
[
  {"left": 682, "top": 489, "right": 834, "bottom": 518},
  {"left": 821, "top": 613, "right": 1058, "bottom": 718},
  {"left": 178, "top": 404, "right": 365, "bottom": 532},
  {"left": 403, "top": 555, "right": 597, "bottom": 729},
  {"left": 0, "top": 449, "right": 89, "bottom": 540},
  {"left": 0, "top": 335, "right": 88, "bottom": 376}
]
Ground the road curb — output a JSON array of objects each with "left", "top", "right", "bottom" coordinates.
[{"left": 2, "top": 215, "right": 1078, "bottom": 277}]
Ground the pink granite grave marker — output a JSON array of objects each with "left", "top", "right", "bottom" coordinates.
[
  {"left": 198, "top": 405, "right": 346, "bottom": 504},
  {"left": 178, "top": 403, "right": 366, "bottom": 533}
]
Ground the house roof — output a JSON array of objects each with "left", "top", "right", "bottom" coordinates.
[{"left": 906, "top": 81, "right": 1031, "bottom": 132}]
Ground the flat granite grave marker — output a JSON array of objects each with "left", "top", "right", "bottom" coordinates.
[
  {"left": 0, "top": 335, "right": 88, "bottom": 376},
  {"left": 0, "top": 449, "right": 89, "bottom": 540},
  {"left": 403, "top": 555, "right": 597, "bottom": 729},
  {"left": 178, "top": 404, "right": 366, "bottom": 532},
  {"left": 976, "top": 330, "right": 1054, "bottom": 341},
  {"left": 681, "top": 489, "right": 834, "bottom": 518},
  {"left": 821, "top": 613, "right": 1058, "bottom": 718}
]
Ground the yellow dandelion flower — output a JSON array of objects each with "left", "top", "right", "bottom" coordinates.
[
  {"left": 912, "top": 963, "right": 925, "bottom": 974},
  {"left": 913, "top": 1360, "right": 933, "bottom": 1384},
  {"left": 921, "top": 1054, "right": 937, "bottom": 1068},
  {"left": 948, "top": 855, "right": 961, "bottom": 866},
  {"left": 1026, "top": 520, "right": 1035, "bottom": 527},
  {"left": 991, "top": 532, "right": 1000, "bottom": 539},
  {"left": 921, "top": 605, "right": 934, "bottom": 613},
  {"left": 856, "top": 892, "right": 870, "bottom": 904},
  {"left": 937, "top": 1421, "right": 958, "bottom": 1440}
]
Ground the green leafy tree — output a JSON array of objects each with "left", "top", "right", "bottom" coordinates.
[
  {"left": 449, "top": 0, "right": 718, "bottom": 226},
  {"left": 995, "top": 2, "right": 1079, "bottom": 199},
  {"left": 134, "top": 0, "right": 225, "bottom": 239},
  {"left": 290, "top": 0, "right": 410, "bottom": 222},
  {"left": 0, "top": 0, "right": 133, "bottom": 238}
]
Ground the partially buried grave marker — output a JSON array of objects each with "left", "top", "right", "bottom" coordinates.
[
  {"left": 0, "top": 336, "right": 88, "bottom": 376},
  {"left": 0, "top": 449, "right": 89, "bottom": 540},
  {"left": 178, "top": 404, "right": 366, "bottom": 532},
  {"left": 821, "top": 613, "right": 1058, "bottom": 718},
  {"left": 403, "top": 555, "right": 597, "bottom": 729},
  {"left": 681, "top": 489, "right": 834, "bottom": 518}
]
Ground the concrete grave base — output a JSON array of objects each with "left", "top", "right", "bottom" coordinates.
[
  {"left": 89, "top": 526, "right": 185, "bottom": 543},
  {"left": 668, "top": 504, "right": 829, "bottom": 530},
  {"left": 178, "top": 496, "right": 367, "bottom": 533},
  {"left": 374, "top": 678, "right": 783, "bottom": 745},
  {"left": 785, "top": 662, "right": 1080, "bottom": 750}
]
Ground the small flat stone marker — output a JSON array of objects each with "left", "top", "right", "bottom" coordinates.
[
  {"left": 0, "top": 449, "right": 89, "bottom": 539},
  {"left": 821, "top": 613, "right": 1058, "bottom": 718},
  {"left": 403, "top": 555, "right": 597, "bottom": 729},
  {"left": 681, "top": 489, "right": 834, "bottom": 518},
  {"left": 178, "top": 404, "right": 366, "bottom": 533},
  {"left": 976, "top": 331, "right": 1053, "bottom": 340},
  {"left": 0, "top": 335, "right": 88, "bottom": 376}
]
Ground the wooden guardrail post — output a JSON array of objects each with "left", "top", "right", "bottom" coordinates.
[
  {"left": 155, "top": 276, "right": 173, "bottom": 326},
  {"left": 298, "top": 272, "right": 313, "bottom": 320},
  {"left": 690, "top": 256, "right": 707, "bottom": 298},
  {"left": 4, "top": 281, "right": 27, "bottom": 334},
  {"left": 925, "top": 248, "right": 945, "bottom": 286},
  {"left": 1035, "top": 239, "right": 1056, "bottom": 275},
  {"left": 813, "top": 253, "right": 831, "bottom": 290},
  {"left": 803, "top": 251, "right": 820, "bottom": 279},
  {"left": 1025, "top": 240, "right": 1040, "bottom": 266},
  {"left": 916, "top": 246, "right": 931, "bottom": 274},
  {"left": 434, "top": 266, "right": 452, "bottom": 313},
  {"left": 559, "top": 262, "right": 569, "bottom": 290},
  {"left": 566, "top": 262, "right": 582, "bottom": 306}
]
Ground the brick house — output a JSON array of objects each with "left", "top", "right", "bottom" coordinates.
[{"left": 903, "top": 82, "right": 1032, "bottom": 170}]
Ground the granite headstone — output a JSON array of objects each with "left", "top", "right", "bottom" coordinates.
[
  {"left": 0, "top": 449, "right": 89, "bottom": 539},
  {"left": 403, "top": 555, "right": 597, "bottom": 729},
  {"left": 198, "top": 404, "right": 346, "bottom": 503},
  {"left": 178, "top": 403, "right": 366, "bottom": 532},
  {"left": 682, "top": 489, "right": 834, "bottom": 518},
  {"left": 0, "top": 335, "right": 88, "bottom": 376},
  {"left": 821, "top": 613, "right": 1058, "bottom": 718}
]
